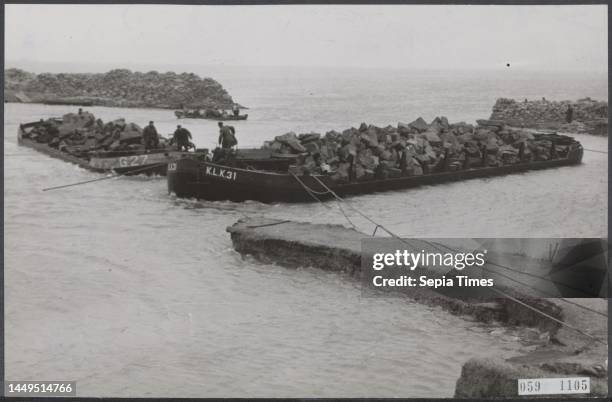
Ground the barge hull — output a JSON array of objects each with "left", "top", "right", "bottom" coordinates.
[
  {"left": 168, "top": 150, "right": 583, "bottom": 203},
  {"left": 18, "top": 127, "right": 189, "bottom": 176}
]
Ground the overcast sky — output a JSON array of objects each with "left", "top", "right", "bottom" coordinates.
[{"left": 5, "top": 4, "right": 608, "bottom": 72}]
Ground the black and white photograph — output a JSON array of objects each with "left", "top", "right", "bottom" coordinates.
[{"left": 3, "top": 3, "right": 609, "bottom": 399}]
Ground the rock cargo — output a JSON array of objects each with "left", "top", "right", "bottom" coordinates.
[
  {"left": 261, "top": 117, "right": 580, "bottom": 182},
  {"left": 20, "top": 111, "right": 172, "bottom": 158}
]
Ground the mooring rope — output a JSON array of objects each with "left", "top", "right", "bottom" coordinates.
[
  {"left": 490, "top": 287, "right": 606, "bottom": 345},
  {"left": 583, "top": 148, "right": 608, "bottom": 154},
  {"left": 246, "top": 220, "right": 292, "bottom": 229},
  {"left": 476, "top": 262, "right": 607, "bottom": 318},
  {"left": 293, "top": 173, "right": 608, "bottom": 337},
  {"left": 42, "top": 161, "right": 169, "bottom": 191},
  {"left": 289, "top": 172, "right": 332, "bottom": 208},
  {"left": 428, "top": 239, "right": 606, "bottom": 301}
]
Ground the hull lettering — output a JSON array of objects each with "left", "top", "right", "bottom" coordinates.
[{"left": 204, "top": 166, "right": 237, "bottom": 181}]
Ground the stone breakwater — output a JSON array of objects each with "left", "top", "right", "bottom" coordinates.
[
  {"left": 490, "top": 97, "right": 608, "bottom": 136},
  {"left": 4, "top": 68, "right": 235, "bottom": 110}
]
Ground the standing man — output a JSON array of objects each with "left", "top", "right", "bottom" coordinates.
[
  {"left": 142, "top": 121, "right": 159, "bottom": 149},
  {"left": 218, "top": 122, "right": 237, "bottom": 150},
  {"left": 172, "top": 124, "right": 193, "bottom": 151},
  {"left": 566, "top": 104, "right": 574, "bottom": 123},
  {"left": 232, "top": 104, "right": 240, "bottom": 118}
]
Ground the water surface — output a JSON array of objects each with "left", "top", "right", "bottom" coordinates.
[{"left": 4, "top": 67, "right": 607, "bottom": 397}]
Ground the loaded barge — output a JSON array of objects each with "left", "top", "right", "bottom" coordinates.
[
  {"left": 18, "top": 120, "right": 198, "bottom": 176},
  {"left": 167, "top": 135, "right": 584, "bottom": 203}
]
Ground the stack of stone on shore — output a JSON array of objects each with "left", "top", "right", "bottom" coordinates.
[
  {"left": 21, "top": 112, "right": 170, "bottom": 157},
  {"left": 262, "top": 117, "right": 574, "bottom": 182},
  {"left": 490, "top": 97, "right": 608, "bottom": 136},
  {"left": 5, "top": 68, "right": 235, "bottom": 110}
]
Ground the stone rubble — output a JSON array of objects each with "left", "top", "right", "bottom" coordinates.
[
  {"left": 490, "top": 97, "right": 608, "bottom": 136},
  {"left": 262, "top": 116, "right": 580, "bottom": 181},
  {"left": 20, "top": 112, "right": 172, "bottom": 157},
  {"left": 5, "top": 68, "right": 235, "bottom": 110}
]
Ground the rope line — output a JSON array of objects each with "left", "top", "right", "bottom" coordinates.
[
  {"left": 290, "top": 173, "right": 607, "bottom": 336},
  {"left": 246, "top": 220, "right": 292, "bottom": 229},
  {"left": 426, "top": 240, "right": 602, "bottom": 300},
  {"left": 42, "top": 161, "right": 169, "bottom": 191},
  {"left": 583, "top": 148, "right": 608, "bottom": 154},
  {"left": 289, "top": 172, "right": 331, "bottom": 208},
  {"left": 490, "top": 288, "right": 605, "bottom": 345},
  {"left": 475, "top": 262, "right": 608, "bottom": 317},
  {"left": 336, "top": 202, "right": 357, "bottom": 230}
]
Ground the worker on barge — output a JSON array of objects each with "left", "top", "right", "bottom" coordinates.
[
  {"left": 142, "top": 121, "right": 159, "bottom": 150},
  {"left": 566, "top": 104, "right": 574, "bottom": 123},
  {"left": 172, "top": 124, "right": 194, "bottom": 151},
  {"left": 218, "top": 122, "right": 237, "bottom": 149},
  {"left": 213, "top": 122, "right": 238, "bottom": 163}
]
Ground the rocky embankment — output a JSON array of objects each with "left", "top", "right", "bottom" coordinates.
[
  {"left": 5, "top": 68, "right": 235, "bottom": 109},
  {"left": 490, "top": 97, "right": 608, "bottom": 136},
  {"left": 263, "top": 117, "right": 579, "bottom": 181},
  {"left": 20, "top": 111, "right": 172, "bottom": 157},
  {"left": 455, "top": 297, "right": 608, "bottom": 398}
]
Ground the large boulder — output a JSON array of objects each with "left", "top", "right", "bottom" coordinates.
[
  {"left": 325, "top": 130, "right": 342, "bottom": 142},
  {"left": 421, "top": 130, "right": 442, "bottom": 144},
  {"left": 119, "top": 123, "right": 143, "bottom": 144},
  {"left": 408, "top": 117, "right": 429, "bottom": 132},
  {"left": 357, "top": 150, "right": 379, "bottom": 170},
  {"left": 360, "top": 131, "right": 379, "bottom": 147},
  {"left": 338, "top": 143, "right": 357, "bottom": 161},
  {"left": 331, "top": 163, "right": 351, "bottom": 182},
  {"left": 499, "top": 144, "right": 518, "bottom": 155},
  {"left": 341, "top": 128, "right": 357, "bottom": 143},
  {"left": 486, "top": 138, "right": 500, "bottom": 152},
  {"left": 298, "top": 132, "right": 321, "bottom": 144},
  {"left": 303, "top": 141, "right": 320, "bottom": 154},
  {"left": 473, "top": 128, "right": 494, "bottom": 141},
  {"left": 275, "top": 132, "right": 306, "bottom": 153}
]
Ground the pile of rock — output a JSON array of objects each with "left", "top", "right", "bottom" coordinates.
[
  {"left": 262, "top": 117, "right": 576, "bottom": 182},
  {"left": 21, "top": 112, "right": 171, "bottom": 157},
  {"left": 5, "top": 68, "right": 236, "bottom": 110},
  {"left": 490, "top": 97, "right": 608, "bottom": 136}
]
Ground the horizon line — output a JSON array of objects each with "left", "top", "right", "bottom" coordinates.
[{"left": 5, "top": 60, "right": 608, "bottom": 75}]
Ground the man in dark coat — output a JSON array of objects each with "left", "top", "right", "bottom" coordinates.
[
  {"left": 172, "top": 124, "right": 193, "bottom": 151},
  {"left": 218, "top": 122, "right": 237, "bottom": 149},
  {"left": 142, "top": 121, "right": 159, "bottom": 149},
  {"left": 566, "top": 104, "right": 574, "bottom": 123}
]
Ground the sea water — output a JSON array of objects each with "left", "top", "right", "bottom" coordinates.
[{"left": 4, "top": 66, "right": 607, "bottom": 397}]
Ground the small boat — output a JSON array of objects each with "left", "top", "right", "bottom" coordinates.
[
  {"left": 174, "top": 109, "right": 248, "bottom": 120},
  {"left": 18, "top": 120, "right": 202, "bottom": 176},
  {"left": 167, "top": 136, "right": 584, "bottom": 203}
]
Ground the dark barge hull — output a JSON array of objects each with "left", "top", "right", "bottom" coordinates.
[
  {"left": 167, "top": 146, "right": 584, "bottom": 203},
  {"left": 43, "top": 100, "right": 95, "bottom": 107},
  {"left": 174, "top": 111, "right": 248, "bottom": 120},
  {"left": 18, "top": 123, "right": 192, "bottom": 176}
]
